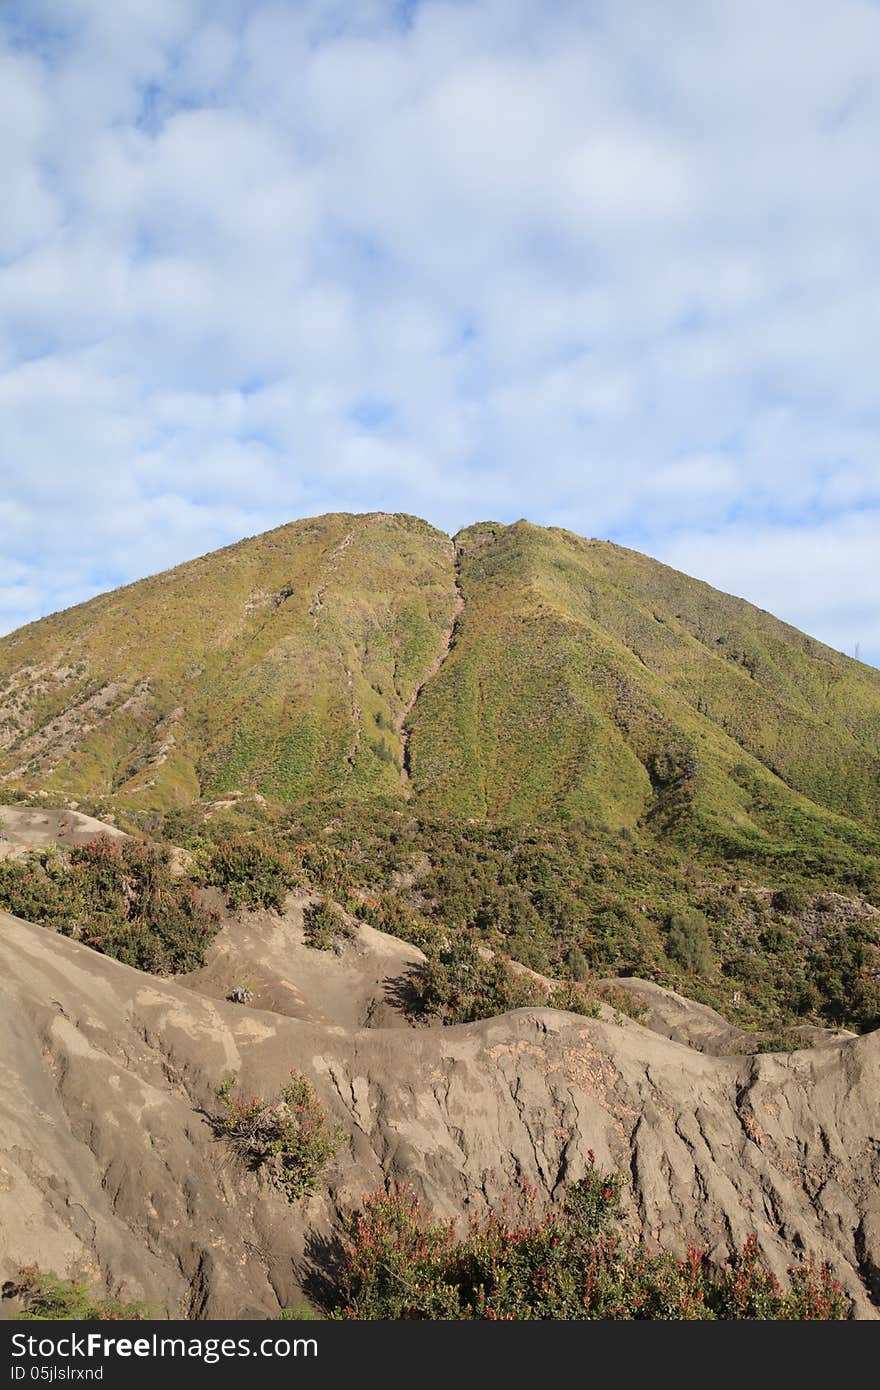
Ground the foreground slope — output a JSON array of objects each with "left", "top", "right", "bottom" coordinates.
[{"left": 1, "top": 907, "right": 878, "bottom": 1317}]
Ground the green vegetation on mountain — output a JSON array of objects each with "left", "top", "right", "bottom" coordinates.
[
  {"left": 2, "top": 514, "right": 878, "bottom": 858},
  {"left": 0, "top": 834, "right": 218, "bottom": 972},
  {"left": 311, "top": 802, "right": 877, "bottom": 1033},
  {"left": 0, "top": 512, "right": 458, "bottom": 808},
  {"left": 2, "top": 512, "right": 879, "bottom": 1036},
  {"left": 409, "top": 521, "right": 880, "bottom": 859},
  {"left": 4, "top": 795, "right": 875, "bottom": 1033}
]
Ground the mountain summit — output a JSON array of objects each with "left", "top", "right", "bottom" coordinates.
[{"left": 1, "top": 511, "right": 878, "bottom": 866}]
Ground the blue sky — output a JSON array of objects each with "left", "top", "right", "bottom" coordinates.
[{"left": 2, "top": 0, "right": 879, "bottom": 665}]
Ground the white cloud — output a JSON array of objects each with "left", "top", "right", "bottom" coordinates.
[
  {"left": 655, "top": 511, "right": 880, "bottom": 666},
  {"left": 0, "top": 0, "right": 878, "bottom": 663}
]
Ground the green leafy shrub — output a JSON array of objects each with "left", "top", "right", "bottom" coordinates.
[
  {"left": 800, "top": 921, "right": 880, "bottom": 1030},
  {"left": 344, "top": 889, "right": 441, "bottom": 951},
  {"left": 411, "top": 936, "right": 603, "bottom": 1023},
  {"left": 332, "top": 1162, "right": 849, "bottom": 1320},
  {"left": 666, "top": 909, "right": 716, "bottom": 976},
  {"left": 563, "top": 944, "right": 591, "bottom": 981},
  {"left": 199, "top": 835, "right": 291, "bottom": 911},
  {"left": 547, "top": 980, "right": 601, "bottom": 1017},
  {"left": 302, "top": 898, "right": 353, "bottom": 951},
  {"left": 773, "top": 884, "right": 812, "bottom": 916},
  {"left": 0, "top": 836, "right": 218, "bottom": 974},
  {"left": 213, "top": 1070, "right": 345, "bottom": 1199},
  {"left": 413, "top": 937, "right": 549, "bottom": 1023},
  {"left": 3, "top": 1268, "right": 154, "bottom": 1320}
]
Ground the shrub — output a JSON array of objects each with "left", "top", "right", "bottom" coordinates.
[
  {"left": 213, "top": 1070, "right": 345, "bottom": 1199},
  {"left": 413, "top": 937, "right": 549, "bottom": 1024},
  {"left": 547, "top": 980, "right": 600, "bottom": 1018},
  {"left": 331, "top": 1162, "right": 849, "bottom": 1320},
  {"left": 302, "top": 898, "right": 353, "bottom": 951},
  {"left": 0, "top": 836, "right": 218, "bottom": 974},
  {"left": 3, "top": 1268, "right": 153, "bottom": 1320},
  {"left": 563, "top": 945, "right": 591, "bottom": 982},
  {"left": 411, "top": 936, "right": 612, "bottom": 1023},
  {"left": 773, "top": 884, "right": 812, "bottom": 916},
  {"left": 584, "top": 908, "right": 659, "bottom": 976},
  {"left": 345, "top": 890, "right": 440, "bottom": 951},
  {"left": 801, "top": 922, "right": 880, "bottom": 1031},
  {"left": 596, "top": 982, "right": 647, "bottom": 1021},
  {"left": 199, "top": 835, "right": 291, "bottom": 911},
  {"left": 666, "top": 909, "right": 716, "bottom": 976}
]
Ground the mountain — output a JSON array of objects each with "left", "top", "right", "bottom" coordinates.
[
  {"left": 1, "top": 512, "right": 879, "bottom": 870},
  {"left": 413, "top": 521, "right": 880, "bottom": 864},
  {"left": 0, "top": 513, "right": 458, "bottom": 807},
  {"left": 1, "top": 514, "right": 879, "bottom": 1320}
]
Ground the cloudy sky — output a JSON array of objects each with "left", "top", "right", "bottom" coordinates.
[{"left": 2, "top": 0, "right": 879, "bottom": 664}]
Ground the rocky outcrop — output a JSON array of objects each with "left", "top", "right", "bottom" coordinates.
[{"left": 1, "top": 908, "right": 878, "bottom": 1318}]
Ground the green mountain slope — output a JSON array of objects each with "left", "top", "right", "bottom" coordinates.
[
  {"left": 407, "top": 521, "right": 880, "bottom": 862},
  {"left": 1, "top": 513, "right": 878, "bottom": 870},
  {"left": 0, "top": 512, "right": 458, "bottom": 808}
]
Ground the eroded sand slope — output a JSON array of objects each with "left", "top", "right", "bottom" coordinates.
[{"left": 1, "top": 906, "right": 878, "bottom": 1318}]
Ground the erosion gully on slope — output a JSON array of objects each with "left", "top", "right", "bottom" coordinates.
[{"left": 397, "top": 541, "right": 464, "bottom": 795}]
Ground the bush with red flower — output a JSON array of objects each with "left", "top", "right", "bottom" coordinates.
[{"left": 331, "top": 1158, "right": 849, "bottom": 1320}]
